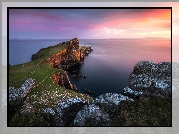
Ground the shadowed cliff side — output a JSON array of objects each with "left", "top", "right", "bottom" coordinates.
[{"left": 41, "top": 38, "right": 92, "bottom": 70}]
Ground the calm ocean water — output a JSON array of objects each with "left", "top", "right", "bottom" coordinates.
[{"left": 9, "top": 38, "right": 171, "bottom": 98}]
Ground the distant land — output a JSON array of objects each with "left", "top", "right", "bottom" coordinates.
[
  {"left": 10, "top": 38, "right": 33, "bottom": 40},
  {"left": 110, "top": 37, "right": 168, "bottom": 39},
  {"left": 9, "top": 37, "right": 171, "bottom": 40}
]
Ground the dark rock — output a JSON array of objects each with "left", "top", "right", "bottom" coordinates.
[
  {"left": 73, "top": 104, "right": 110, "bottom": 126},
  {"left": 55, "top": 97, "right": 87, "bottom": 126},
  {"left": 52, "top": 71, "right": 77, "bottom": 91},
  {"left": 92, "top": 93, "right": 134, "bottom": 115},
  {"left": 126, "top": 61, "right": 171, "bottom": 99},
  {"left": 9, "top": 78, "right": 35, "bottom": 120}
]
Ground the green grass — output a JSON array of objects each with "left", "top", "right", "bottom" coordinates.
[
  {"left": 9, "top": 43, "right": 93, "bottom": 126},
  {"left": 9, "top": 44, "right": 67, "bottom": 88},
  {"left": 110, "top": 96, "right": 171, "bottom": 126}
]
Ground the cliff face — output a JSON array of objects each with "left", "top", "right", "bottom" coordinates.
[
  {"left": 51, "top": 71, "right": 77, "bottom": 91},
  {"left": 42, "top": 38, "right": 92, "bottom": 69},
  {"left": 45, "top": 38, "right": 92, "bottom": 91}
]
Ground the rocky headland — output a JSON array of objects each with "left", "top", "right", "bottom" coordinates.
[{"left": 9, "top": 38, "right": 171, "bottom": 126}]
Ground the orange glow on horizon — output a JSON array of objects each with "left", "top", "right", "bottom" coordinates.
[{"left": 90, "top": 9, "right": 171, "bottom": 38}]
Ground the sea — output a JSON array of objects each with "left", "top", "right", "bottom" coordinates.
[{"left": 9, "top": 38, "right": 171, "bottom": 98}]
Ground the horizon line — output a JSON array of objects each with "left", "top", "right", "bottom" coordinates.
[{"left": 9, "top": 37, "right": 170, "bottom": 40}]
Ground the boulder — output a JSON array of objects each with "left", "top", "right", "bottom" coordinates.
[
  {"left": 9, "top": 78, "right": 35, "bottom": 120},
  {"left": 92, "top": 93, "right": 134, "bottom": 115},
  {"left": 55, "top": 97, "right": 87, "bottom": 126},
  {"left": 126, "top": 61, "right": 171, "bottom": 99},
  {"left": 73, "top": 104, "right": 110, "bottom": 126},
  {"left": 9, "top": 78, "right": 35, "bottom": 108}
]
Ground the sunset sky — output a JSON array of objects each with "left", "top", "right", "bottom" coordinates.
[{"left": 9, "top": 8, "right": 171, "bottom": 39}]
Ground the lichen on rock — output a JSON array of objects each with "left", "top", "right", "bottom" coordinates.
[
  {"left": 125, "top": 61, "right": 171, "bottom": 99},
  {"left": 55, "top": 97, "right": 87, "bottom": 126},
  {"left": 73, "top": 104, "right": 110, "bottom": 126},
  {"left": 92, "top": 93, "right": 134, "bottom": 114}
]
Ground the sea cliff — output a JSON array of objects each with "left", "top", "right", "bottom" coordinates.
[{"left": 9, "top": 38, "right": 171, "bottom": 126}]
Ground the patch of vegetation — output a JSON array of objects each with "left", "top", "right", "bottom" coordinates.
[
  {"left": 110, "top": 96, "right": 171, "bottom": 126},
  {"left": 9, "top": 44, "right": 67, "bottom": 88},
  {"left": 9, "top": 43, "right": 93, "bottom": 126}
]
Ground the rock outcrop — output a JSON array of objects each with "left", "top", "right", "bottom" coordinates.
[
  {"left": 9, "top": 78, "right": 35, "bottom": 106},
  {"left": 92, "top": 93, "right": 134, "bottom": 115},
  {"left": 51, "top": 71, "right": 77, "bottom": 91},
  {"left": 45, "top": 38, "right": 92, "bottom": 91},
  {"left": 9, "top": 78, "right": 35, "bottom": 120},
  {"left": 55, "top": 97, "right": 87, "bottom": 126},
  {"left": 73, "top": 104, "right": 110, "bottom": 126},
  {"left": 42, "top": 38, "right": 92, "bottom": 69},
  {"left": 41, "top": 61, "right": 171, "bottom": 126},
  {"left": 124, "top": 61, "right": 171, "bottom": 99},
  {"left": 43, "top": 93, "right": 133, "bottom": 126}
]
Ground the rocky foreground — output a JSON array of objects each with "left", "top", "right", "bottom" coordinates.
[
  {"left": 39, "top": 61, "right": 171, "bottom": 126},
  {"left": 9, "top": 61, "right": 170, "bottom": 126}
]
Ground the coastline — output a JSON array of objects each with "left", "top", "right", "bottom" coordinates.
[{"left": 8, "top": 38, "right": 171, "bottom": 126}]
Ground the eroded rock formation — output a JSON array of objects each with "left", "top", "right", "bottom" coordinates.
[
  {"left": 46, "top": 38, "right": 92, "bottom": 91},
  {"left": 124, "top": 61, "right": 171, "bottom": 99},
  {"left": 51, "top": 71, "right": 78, "bottom": 91},
  {"left": 42, "top": 38, "right": 92, "bottom": 69}
]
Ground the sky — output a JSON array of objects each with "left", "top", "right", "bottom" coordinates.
[
  {"left": 2, "top": 2, "right": 179, "bottom": 64},
  {"left": 9, "top": 8, "right": 171, "bottom": 39}
]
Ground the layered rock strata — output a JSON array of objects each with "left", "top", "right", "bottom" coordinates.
[
  {"left": 51, "top": 71, "right": 77, "bottom": 91},
  {"left": 42, "top": 38, "right": 92, "bottom": 69},
  {"left": 45, "top": 38, "right": 92, "bottom": 91}
]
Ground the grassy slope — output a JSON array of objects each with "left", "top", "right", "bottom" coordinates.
[
  {"left": 9, "top": 43, "right": 93, "bottom": 126},
  {"left": 110, "top": 96, "right": 171, "bottom": 126}
]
